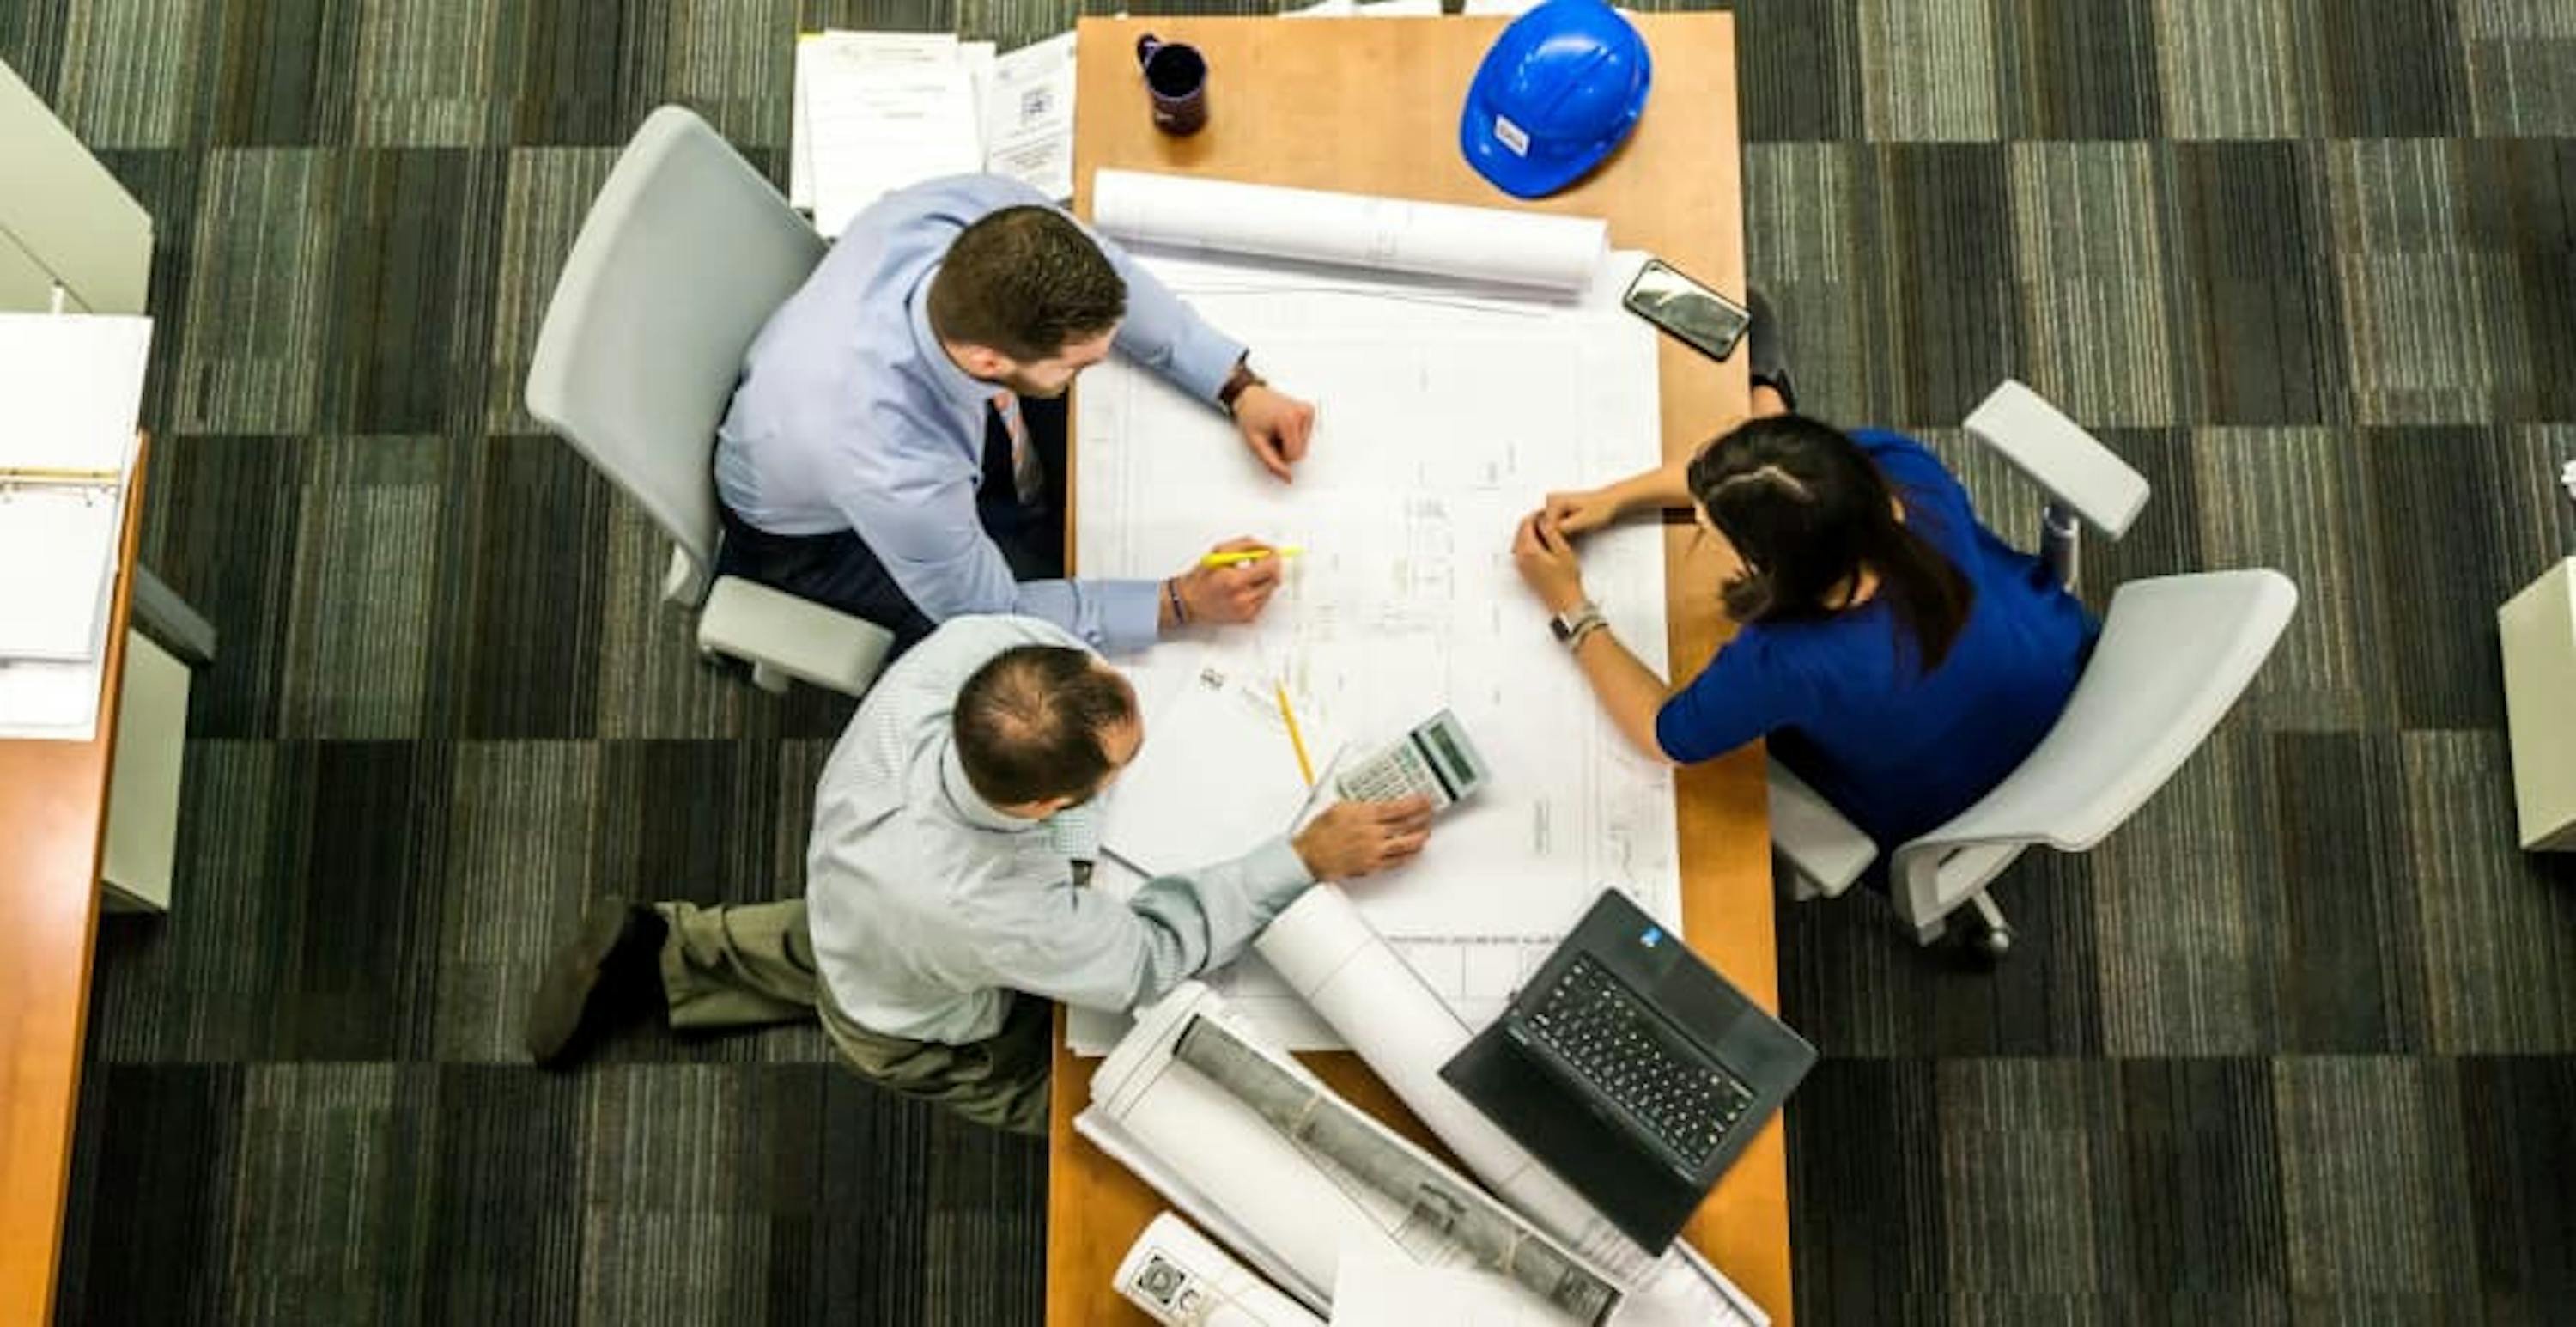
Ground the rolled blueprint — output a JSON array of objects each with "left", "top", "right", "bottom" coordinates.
[
  {"left": 1171, "top": 1014, "right": 1619, "bottom": 1323},
  {"left": 1093, "top": 170, "right": 1610, "bottom": 295},
  {"left": 1087, "top": 983, "right": 1606, "bottom": 1319},
  {"left": 1116, "top": 1213, "right": 1323, "bottom": 1327},
  {"left": 1254, "top": 885, "right": 1769, "bottom": 1326},
  {"left": 1254, "top": 885, "right": 1661, "bottom": 1281}
]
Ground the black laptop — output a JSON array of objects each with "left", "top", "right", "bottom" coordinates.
[{"left": 1439, "top": 889, "right": 1817, "bottom": 1251}]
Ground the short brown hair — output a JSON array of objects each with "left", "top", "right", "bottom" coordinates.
[
  {"left": 952, "top": 645, "right": 1138, "bottom": 807},
  {"left": 925, "top": 207, "right": 1127, "bottom": 362}
]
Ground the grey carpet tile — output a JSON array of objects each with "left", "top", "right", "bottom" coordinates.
[
  {"left": 2402, "top": 733, "right": 2576, "bottom": 1055},
  {"left": 1854, "top": 0, "right": 2004, "bottom": 143},
  {"left": 2455, "top": 1056, "right": 2576, "bottom": 1315},
  {"left": 3, "top": 0, "right": 74, "bottom": 95},
  {"left": 1987, "top": 0, "right": 2163, "bottom": 142},
  {"left": 1854, "top": 143, "right": 2029, "bottom": 424},
  {"left": 2151, "top": 0, "right": 2330, "bottom": 142},
  {"left": 2165, "top": 139, "right": 2351, "bottom": 427},
  {"left": 347, "top": 0, "right": 512, "bottom": 147},
  {"left": 2004, "top": 143, "right": 2186, "bottom": 428},
  {"left": 15, "top": 0, "right": 2576, "bottom": 1321},
  {"left": 2188, "top": 427, "right": 2396, "bottom": 732},
  {"left": 48, "top": 0, "right": 208, "bottom": 149},
  {"left": 486, "top": 147, "right": 622, "bottom": 433},
  {"left": 204, "top": 0, "right": 368, "bottom": 147},
  {"left": 2261, "top": 732, "right": 2440, "bottom": 1056},
  {"left": 2080, "top": 728, "right": 2286, "bottom": 1057},
  {"left": 174, "top": 149, "right": 343, "bottom": 434},
  {"left": 2271, "top": 1056, "right": 2482, "bottom": 1301},
  {"left": 1729, "top": 0, "right": 1861, "bottom": 143}
]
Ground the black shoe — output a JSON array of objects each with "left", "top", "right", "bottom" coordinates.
[
  {"left": 1745, "top": 286, "right": 1796, "bottom": 413},
  {"left": 526, "top": 899, "right": 669, "bottom": 1068}
]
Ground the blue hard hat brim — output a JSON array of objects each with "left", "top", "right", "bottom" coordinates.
[{"left": 1459, "top": 108, "right": 1625, "bottom": 199}]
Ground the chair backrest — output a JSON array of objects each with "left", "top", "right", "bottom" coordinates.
[
  {"left": 1964, "top": 379, "right": 2149, "bottom": 539},
  {"left": 524, "top": 106, "right": 825, "bottom": 592},
  {"left": 1890, "top": 569, "right": 2298, "bottom": 920}
]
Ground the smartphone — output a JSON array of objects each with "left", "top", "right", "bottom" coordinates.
[{"left": 1621, "top": 258, "right": 1752, "bottom": 362}]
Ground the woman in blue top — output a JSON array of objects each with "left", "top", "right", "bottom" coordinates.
[{"left": 1510, "top": 397, "right": 2097, "bottom": 888}]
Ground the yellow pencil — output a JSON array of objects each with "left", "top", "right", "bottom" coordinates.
[
  {"left": 1200, "top": 545, "right": 1304, "bottom": 569},
  {"left": 1274, "top": 682, "right": 1315, "bottom": 787}
]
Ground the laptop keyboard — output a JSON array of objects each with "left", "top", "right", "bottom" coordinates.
[{"left": 1520, "top": 955, "right": 1757, "bottom": 1168}]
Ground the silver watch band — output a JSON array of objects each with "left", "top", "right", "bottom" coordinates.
[{"left": 1552, "top": 603, "right": 1605, "bottom": 648}]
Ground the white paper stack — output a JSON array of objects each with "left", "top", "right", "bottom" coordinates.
[
  {"left": 1283, "top": 0, "right": 1443, "bottom": 16},
  {"left": 0, "top": 312, "right": 151, "bottom": 743},
  {"left": 792, "top": 29, "right": 1078, "bottom": 238},
  {"left": 1098, "top": 657, "right": 1339, "bottom": 880}
]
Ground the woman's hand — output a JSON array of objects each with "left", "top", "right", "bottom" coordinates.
[
  {"left": 1511, "top": 512, "right": 1588, "bottom": 615},
  {"left": 1540, "top": 486, "right": 1623, "bottom": 537}
]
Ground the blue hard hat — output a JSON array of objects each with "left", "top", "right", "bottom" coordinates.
[{"left": 1460, "top": 0, "right": 1652, "bottom": 199}]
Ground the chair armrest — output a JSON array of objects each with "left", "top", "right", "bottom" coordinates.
[
  {"left": 664, "top": 544, "right": 713, "bottom": 608},
  {"left": 1963, "top": 379, "right": 2148, "bottom": 539},
  {"left": 698, "top": 576, "right": 893, "bottom": 697},
  {"left": 1768, "top": 764, "right": 1877, "bottom": 898}
]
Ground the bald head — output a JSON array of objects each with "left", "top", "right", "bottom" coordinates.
[{"left": 952, "top": 645, "right": 1141, "bottom": 810}]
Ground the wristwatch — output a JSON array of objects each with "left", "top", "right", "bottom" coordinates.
[
  {"left": 1548, "top": 600, "right": 1605, "bottom": 648},
  {"left": 1218, "top": 358, "right": 1265, "bottom": 416}
]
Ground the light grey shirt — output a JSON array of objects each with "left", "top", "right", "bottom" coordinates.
[
  {"left": 714, "top": 173, "right": 1249, "bottom": 654},
  {"left": 805, "top": 614, "right": 1315, "bottom": 1044}
]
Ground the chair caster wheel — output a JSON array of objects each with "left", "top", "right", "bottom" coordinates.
[{"left": 1974, "top": 924, "right": 2014, "bottom": 963}]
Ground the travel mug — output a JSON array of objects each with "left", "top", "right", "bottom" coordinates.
[{"left": 1136, "top": 34, "right": 1209, "bottom": 136}]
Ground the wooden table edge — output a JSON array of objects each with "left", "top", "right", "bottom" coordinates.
[{"left": 0, "top": 433, "right": 147, "bottom": 1325}]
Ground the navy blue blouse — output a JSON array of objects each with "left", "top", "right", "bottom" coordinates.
[{"left": 1654, "top": 429, "right": 2098, "bottom": 853}]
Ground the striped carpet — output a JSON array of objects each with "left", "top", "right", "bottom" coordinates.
[{"left": 7, "top": 0, "right": 2574, "bottom": 1321}]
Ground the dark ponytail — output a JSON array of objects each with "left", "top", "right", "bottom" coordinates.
[{"left": 1685, "top": 415, "right": 1974, "bottom": 674}]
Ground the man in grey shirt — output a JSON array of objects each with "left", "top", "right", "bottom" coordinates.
[{"left": 525, "top": 615, "right": 1431, "bottom": 1134}]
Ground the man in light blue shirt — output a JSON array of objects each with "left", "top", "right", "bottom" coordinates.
[
  {"left": 525, "top": 615, "right": 1432, "bottom": 1135},
  {"left": 713, "top": 174, "right": 1319, "bottom": 656}
]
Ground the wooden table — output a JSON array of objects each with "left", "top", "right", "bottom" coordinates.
[
  {"left": 1048, "top": 15, "right": 1783, "bottom": 1323},
  {"left": 0, "top": 440, "right": 147, "bottom": 1325}
]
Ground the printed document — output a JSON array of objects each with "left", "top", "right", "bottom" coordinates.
[
  {"left": 793, "top": 29, "right": 1078, "bottom": 232},
  {"left": 793, "top": 31, "right": 984, "bottom": 237},
  {"left": 981, "top": 33, "right": 1077, "bottom": 202},
  {"left": 1076, "top": 180, "right": 1679, "bottom": 1046},
  {"left": 1101, "top": 658, "right": 1338, "bottom": 880},
  {"left": 0, "top": 313, "right": 149, "bottom": 737}
]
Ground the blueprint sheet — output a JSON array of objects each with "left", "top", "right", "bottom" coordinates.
[{"left": 1073, "top": 253, "right": 1682, "bottom": 1050}]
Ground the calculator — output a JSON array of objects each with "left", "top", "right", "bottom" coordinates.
[{"left": 1333, "top": 709, "right": 1489, "bottom": 811}]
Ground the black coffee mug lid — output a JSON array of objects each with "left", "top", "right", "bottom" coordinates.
[{"left": 1143, "top": 43, "right": 1206, "bottom": 94}]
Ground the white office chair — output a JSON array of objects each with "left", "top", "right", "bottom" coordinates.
[
  {"left": 526, "top": 106, "right": 892, "bottom": 697},
  {"left": 1768, "top": 380, "right": 2300, "bottom": 959}
]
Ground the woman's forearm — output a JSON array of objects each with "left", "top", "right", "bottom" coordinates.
[
  {"left": 1569, "top": 624, "right": 1675, "bottom": 763},
  {"left": 1607, "top": 457, "right": 1693, "bottom": 516}
]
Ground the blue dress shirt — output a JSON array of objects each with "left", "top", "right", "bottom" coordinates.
[
  {"left": 714, "top": 174, "right": 1249, "bottom": 654},
  {"left": 1654, "top": 429, "right": 2099, "bottom": 854}
]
